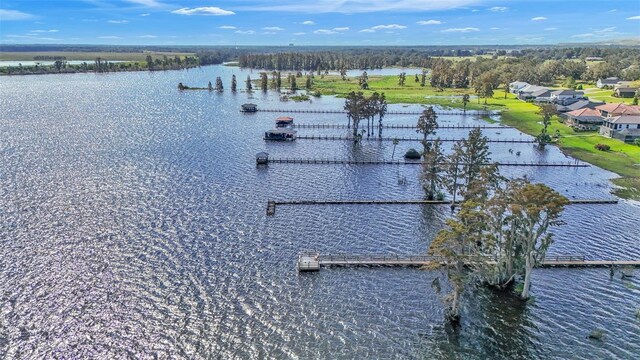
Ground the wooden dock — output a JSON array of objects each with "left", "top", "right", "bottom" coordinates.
[
  {"left": 256, "top": 109, "right": 498, "bottom": 116},
  {"left": 291, "top": 123, "right": 512, "bottom": 130},
  {"left": 265, "top": 158, "right": 589, "bottom": 168},
  {"left": 294, "top": 135, "right": 535, "bottom": 143},
  {"left": 268, "top": 198, "right": 617, "bottom": 215},
  {"left": 297, "top": 253, "right": 640, "bottom": 271}
]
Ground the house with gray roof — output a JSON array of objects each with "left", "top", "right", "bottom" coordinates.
[
  {"left": 599, "top": 115, "right": 640, "bottom": 143},
  {"left": 596, "top": 77, "right": 620, "bottom": 88}
]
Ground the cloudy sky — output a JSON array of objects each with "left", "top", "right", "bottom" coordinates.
[{"left": 1, "top": 0, "right": 639, "bottom": 45}]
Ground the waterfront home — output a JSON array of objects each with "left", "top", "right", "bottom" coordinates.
[
  {"left": 596, "top": 77, "right": 620, "bottom": 88},
  {"left": 564, "top": 108, "right": 603, "bottom": 130},
  {"left": 509, "top": 81, "right": 530, "bottom": 94},
  {"left": 599, "top": 115, "right": 640, "bottom": 142},
  {"left": 275, "top": 116, "right": 294, "bottom": 127},
  {"left": 265, "top": 128, "right": 297, "bottom": 141},
  {"left": 517, "top": 85, "right": 550, "bottom": 100},
  {"left": 241, "top": 103, "right": 258, "bottom": 112},
  {"left": 556, "top": 99, "right": 602, "bottom": 113},
  {"left": 614, "top": 87, "right": 638, "bottom": 98},
  {"left": 551, "top": 89, "right": 584, "bottom": 102},
  {"left": 595, "top": 103, "right": 640, "bottom": 117}
]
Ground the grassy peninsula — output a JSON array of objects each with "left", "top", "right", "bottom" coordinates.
[{"left": 312, "top": 74, "right": 640, "bottom": 197}]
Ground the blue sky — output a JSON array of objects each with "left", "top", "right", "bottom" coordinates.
[{"left": 1, "top": 0, "right": 639, "bottom": 45}]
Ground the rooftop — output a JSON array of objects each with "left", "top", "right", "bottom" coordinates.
[
  {"left": 552, "top": 89, "right": 584, "bottom": 96},
  {"left": 567, "top": 108, "right": 601, "bottom": 117},
  {"left": 596, "top": 103, "right": 640, "bottom": 115},
  {"left": 606, "top": 115, "right": 640, "bottom": 125}
]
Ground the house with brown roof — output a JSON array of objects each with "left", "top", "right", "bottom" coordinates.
[
  {"left": 595, "top": 103, "right": 640, "bottom": 117},
  {"left": 564, "top": 108, "right": 603, "bottom": 130},
  {"left": 599, "top": 115, "right": 640, "bottom": 143}
]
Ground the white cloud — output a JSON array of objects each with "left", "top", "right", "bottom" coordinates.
[
  {"left": 263, "top": 26, "right": 285, "bottom": 31},
  {"left": 571, "top": 33, "right": 595, "bottom": 38},
  {"left": 172, "top": 7, "right": 235, "bottom": 16},
  {"left": 108, "top": 20, "right": 129, "bottom": 24},
  {"left": 302, "top": 20, "right": 315, "bottom": 25},
  {"left": 595, "top": 27, "right": 616, "bottom": 33},
  {"left": 138, "top": 35, "right": 157, "bottom": 38},
  {"left": 359, "top": 29, "right": 375, "bottom": 33},
  {"left": 608, "top": 9, "right": 616, "bottom": 13},
  {"left": 237, "top": 0, "right": 482, "bottom": 13},
  {"left": 371, "top": 24, "right": 406, "bottom": 30},
  {"left": 293, "top": 32, "right": 306, "bottom": 35},
  {"left": 0, "top": 9, "right": 36, "bottom": 20},
  {"left": 490, "top": 27, "right": 500, "bottom": 30},
  {"left": 531, "top": 16, "right": 547, "bottom": 21},
  {"left": 235, "top": 30, "right": 255, "bottom": 34},
  {"left": 544, "top": 27, "right": 557, "bottom": 31},
  {"left": 29, "top": 29, "right": 59, "bottom": 33},
  {"left": 140, "top": 13, "right": 150, "bottom": 16},
  {"left": 442, "top": 27, "right": 479, "bottom": 33},
  {"left": 98, "top": 36, "right": 122, "bottom": 39},
  {"left": 627, "top": 16, "right": 640, "bottom": 20},
  {"left": 314, "top": 29, "right": 337, "bottom": 34},
  {"left": 488, "top": 6, "right": 507, "bottom": 12},
  {"left": 333, "top": 27, "right": 349, "bottom": 31},
  {"left": 417, "top": 20, "right": 442, "bottom": 25},
  {"left": 218, "top": 25, "right": 236, "bottom": 29}
]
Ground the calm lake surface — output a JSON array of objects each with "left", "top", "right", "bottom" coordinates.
[{"left": 1, "top": 65, "right": 639, "bottom": 359}]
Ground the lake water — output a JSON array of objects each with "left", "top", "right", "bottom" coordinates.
[{"left": 1, "top": 65, "right": 639, "bottom": 359}]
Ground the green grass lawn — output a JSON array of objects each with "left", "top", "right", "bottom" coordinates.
[
  {"left": 583, "top": 87, "right": 635, "bottom": 104},
  {"left": 312, "top": 75, "right": 640, "bottom": 197}
]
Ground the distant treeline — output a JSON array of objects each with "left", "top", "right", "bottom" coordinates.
[
  {"left": 238, "top": 47, "right": 640, "bottom": 71},
  {"left": 33, "top": 55, "right": 66, "bottom": 60}
]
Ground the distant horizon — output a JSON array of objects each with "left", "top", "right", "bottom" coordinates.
[{"left": 1, "top": 0, "right": 639, "bottom": 46}]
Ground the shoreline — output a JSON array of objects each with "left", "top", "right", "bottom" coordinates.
[{"left": 311, "top": 75, "right": 640, "bottom": 198}]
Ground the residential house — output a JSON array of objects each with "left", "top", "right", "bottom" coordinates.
[
  {"left": 564, "top": 108, "right": 603, "bottom": 130},
  {"left": 596, "top": 77, "right": 620, "bottom": 88},
  {"left": 509, "top": 81, "right": 530, "bottom": 94},
  {"left": 556, "top": 99, "right": 602, "bottom": 113},
  {"left": 550, "top": 89, "right": 584, "bottom": 102},
  {"left": 599, "top": 115, "right": 640, "bottom": 142},
  {"left": 517, "top": 85, "right": 550, "bottom": 100},
  {"left": 614, "top": 87, "right": 638, "bottom": 98},
  {"left": 595, "top": 103, "right": 640, "bottom": 117}
]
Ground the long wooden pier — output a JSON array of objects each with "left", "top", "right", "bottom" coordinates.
[
  {"left": 268, "top": 198, "right": 617, "bottom": 215},
  {"left": 297, "top": 253, "right": 640, "bottom": 271},
  {"left": 291, "top": 123, "right": 512, "bottom": 130},
  {"left": 264, "top": 158, "right": 589, "bottom": 168},
  {"left": 256, "top": 109, "right": 498, "bottom": 116},
  {"left": 294, "top": 135, "right": 535, "bottom": 143}
]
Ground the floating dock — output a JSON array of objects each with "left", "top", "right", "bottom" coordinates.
[
  {"left": 268, "top": 198, "right": 617, "bottom": 215},
  {"left": 297, "top": 253, "right": 640, "bottom": 271}
]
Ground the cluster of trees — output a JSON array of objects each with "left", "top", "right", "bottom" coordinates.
[
  {"left": 343, "top": 91, "right": 388, "bottom": 139},
  {"left": 416, "top": 117, "right": 569, "bottom": 322}
]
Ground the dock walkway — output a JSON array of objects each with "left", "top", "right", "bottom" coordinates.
[
  {"left": 291, "top": 123, "right": 512, "bottom": 130},
  {"left": 298, "top": 253, "right": 640, "bottom": 271},
  {"left": 264, "top": 158, "right": 588, "bottom": 168},
  {"left": 256, "top": 109, "right": 498, "bottom": 116},
  {"left": 268, "top": 198, "right": 617, "bottom": 215},
  {"left": 294, "top": 135, "right": 535, "bottom": 143}
]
